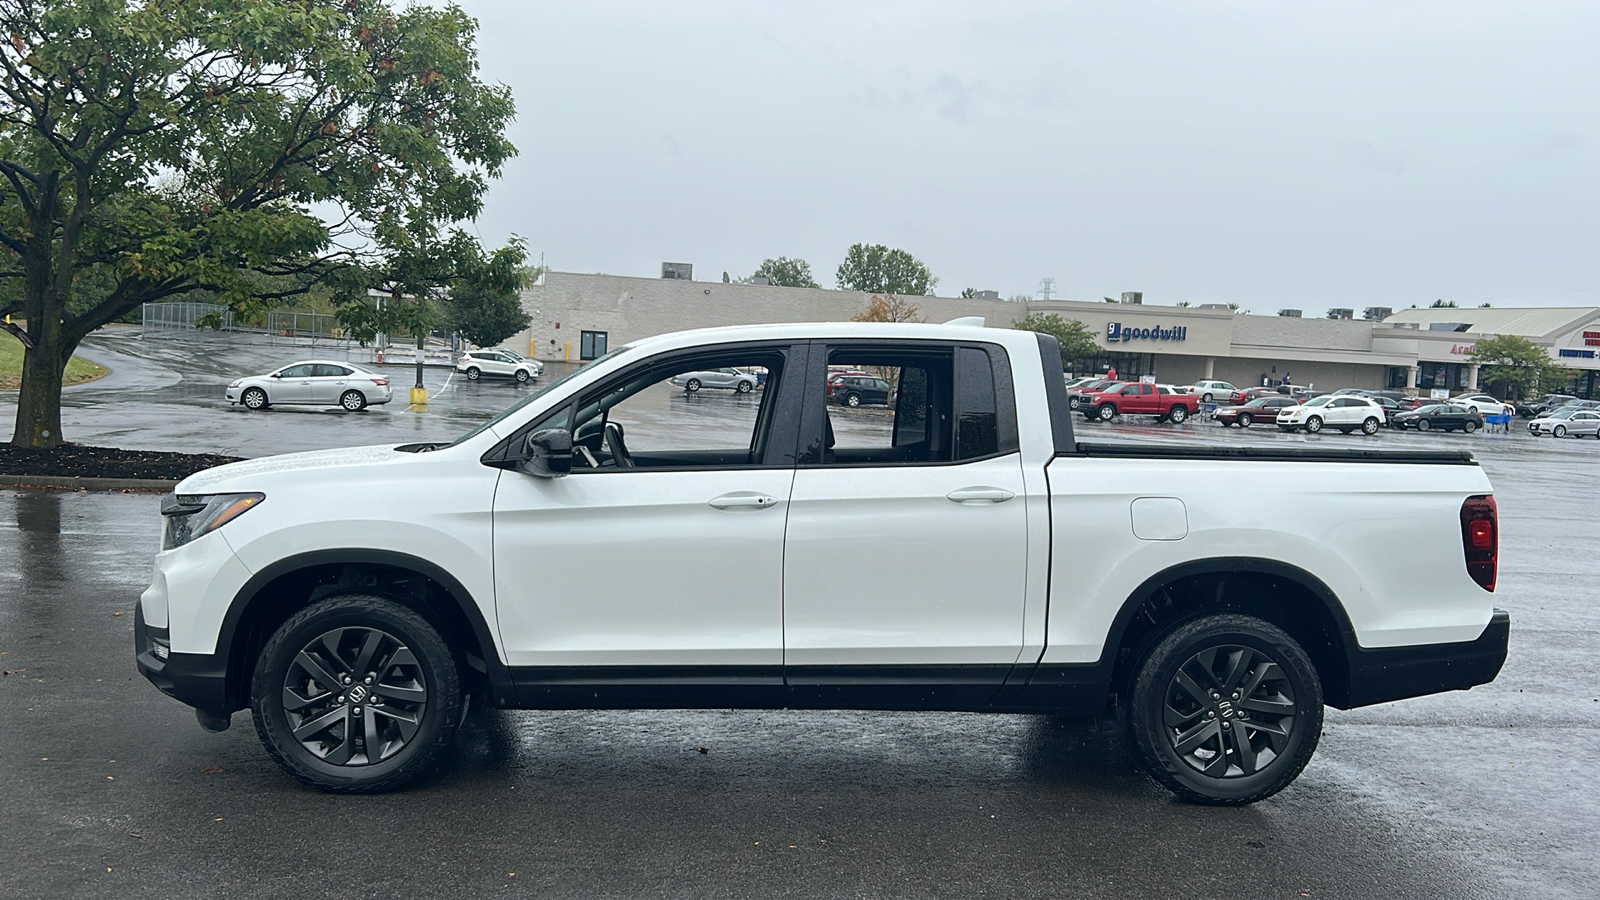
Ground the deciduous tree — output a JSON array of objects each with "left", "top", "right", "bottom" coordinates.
[
  {"left": 0, "top": 0, "right": 521, "bottom": 446},
  {"left": 1013, "top": 313, "right": 1100, "bottom": 368},
  {"left": 835, "top": 243, "right": 937, "bottom": 296},
  {"left": 747, "top": 256, "right": 818, "bottom": 289},
  {"left": 851, "top": 294, "right": 921, "bottom": 323},
  {"left": 1467, "top": 334, "right": 1570, "bottom": 399}
]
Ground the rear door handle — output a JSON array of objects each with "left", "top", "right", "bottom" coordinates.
[
  {"left": 947, "top": 487, "right": 1016, "bottom": 504},
  {"left": 708, "top": 493, "right": 779, "bottom": 510}
]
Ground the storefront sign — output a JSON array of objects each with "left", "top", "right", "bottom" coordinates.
[
  {"left": 1560, "top": 348, "right": 1596, "bottom": 359},
  {"left": 1584, "top": 330, "right": 1600, "bottom": 347},
  {"left": 1450, "top": 344, "right": 1476, "bottom": 354},
  {"left": 1107, "top": 322, "right": 1187, "bottom": 343}
]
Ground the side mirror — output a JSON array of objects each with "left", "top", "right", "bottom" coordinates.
[{"left": 520, "top": 428, "right": 572, "bottom": 478}]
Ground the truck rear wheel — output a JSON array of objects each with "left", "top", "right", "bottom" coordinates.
[
  {"left": 1168, "top": 405, "right": 1189, "bottom": 423},
  {"left": 251, "top": 594, "right": 463, "bottom": 793},
  {"left": 1126, "top": 613, "right": 1323, "bottom": 805}
]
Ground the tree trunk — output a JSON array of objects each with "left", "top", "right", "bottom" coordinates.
[{"left": 10, "top": 321, "right": 73, "bottom": 448}]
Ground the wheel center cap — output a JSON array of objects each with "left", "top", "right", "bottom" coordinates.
[
  {"left": 1216, "top": 698, "right": 1235, "bottom": 719},
  {"left": 347, "top": 684, "right": 369, "bottom": 704}
]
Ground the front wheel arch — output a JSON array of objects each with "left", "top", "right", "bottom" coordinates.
[{"left": 218, "top": 551, "right": 508, "bottom": 714}]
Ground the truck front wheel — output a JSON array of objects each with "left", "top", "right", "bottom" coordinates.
[
  {"left": 1097, "top": 403, "right": 1117, "bottom": 422},
  {"left": 250, "top": 594, "right": 463, "bottom": 793},
  {"left": 1126, "top": 613, "right": 1323, "bottom": 805}
]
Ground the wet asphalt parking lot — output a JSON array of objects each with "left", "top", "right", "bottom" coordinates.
[{"left": 1, "top": 329, "right": 1597, "bottom": 898}]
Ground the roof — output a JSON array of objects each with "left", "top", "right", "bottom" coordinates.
[
  {"left": 1383, "top": 307, "right": 1600, "bottom": 337},
  {"left": 623, "top": 320, "right": 1034, "bottom": 354}
]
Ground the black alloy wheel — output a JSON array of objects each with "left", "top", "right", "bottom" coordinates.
[
  {"left": 252, "top": 594, "right": 462, "bottom": 793},
  {"left": 340, "top": 390, "right": 367, "bottom": 411},
  {"left": 242, "top": 387, "right": 269, "bottom": 410},
  {"left": 1127, "top": 613, "right": 1322, "bottom": 804},
  {"left": 1098, "top": 403, "right": 1117, "bottom": 422}
]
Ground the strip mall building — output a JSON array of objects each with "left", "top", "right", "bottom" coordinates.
[{"left": 512, "top": 270, "right": 1600, "bottom": 398}]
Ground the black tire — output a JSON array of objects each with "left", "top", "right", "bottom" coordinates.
[
  {"left": 1238, "top": 413, "right": 1253, "bottom": 428},
  {"left": 1097, "top": 403, "right": 1117, "bottom": 422},
  {"left": 1337, "top": 427, "right": 1352, "bottom": 434},
  {"left": 1069, "top": 396, "right": 1081, "bottom": 410},
  {"left": 685, "top": 378, "right": 701, "bottom": 392},
  {"left": 1168, "top": 405, "right": 1189, "bottom": 424},
  {"left": 515, "top": 369, "right": 530, "bottom": 384},
  {"left": 1553, "top": 424, "right": 1566, "bottom": 437},
  {"left": 1417, "top": 419, "right": 1430, "bottom": 431},
  {"left": 845, "top": 392, "right": 861, "bottom": 408},
  {"left": 1126, "top": 613, "right": 1323, "bottom": 805},
  {"left": 465, "top": 367, "right": 480, "bottom": 381},
  {"left": 1463, "top": 420, "right": 1478, "bottom": 433},
  {"left": 340, "top": 390, "right": 367, "bottom": 411},
  {"left": 1361, "top": 417, "right": 1380, "bottom": 435},
  {"left": 251, "top": 594, "right": 463, "bottom": 793},
  {"left": 736, "top": 380, "right": 753, "bottom": 394},
  {"left": 1201, "top": 393, "right": 1213, "bottom": 403},
  {"left": 242, "top": 387, "right": 269, "bottom": 410},
  {"left": 1305, "top": 416, "right": 1323, "bottom": 433}
]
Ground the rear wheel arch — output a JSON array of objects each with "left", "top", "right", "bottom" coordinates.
[
  {"left": 217, "top": 550, "right": 507, "bottom": 713},
  {"left": 1101, "top": 558, "right": 1357, "bottom": 710}
]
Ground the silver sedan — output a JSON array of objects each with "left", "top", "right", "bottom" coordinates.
[
  {"left": 668, "top": 367, "right": 759, "bottom": 393},
  {"left": 226, "top": 361, "right": 394, "bottom": 411},
  {"left": 1529, "top": 408, "right": 1600, "bottom": 438}
]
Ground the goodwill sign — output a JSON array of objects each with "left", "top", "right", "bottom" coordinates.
[{"left": 1107, "top": 322, "right": 1188, "bottom": 343}]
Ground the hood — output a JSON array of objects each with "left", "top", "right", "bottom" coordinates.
[{"left": 174, "top": 444, "right": 408, "bottom": 494}]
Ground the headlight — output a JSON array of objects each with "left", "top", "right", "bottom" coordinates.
[
  {"left": 161, "top": 493, "right": 264, "bottom": 550},
  {"left": 229, "top": 379, "right": 243, "bottom": 388}
]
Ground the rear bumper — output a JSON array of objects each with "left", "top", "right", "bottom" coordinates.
[
  {"left": 1336, "top": 608, "right": 1510, "bottom": 709},
  {"left": 134, "top": 603, "right": 235, "bottom": 716}
]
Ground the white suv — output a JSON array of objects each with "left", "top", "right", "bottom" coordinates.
[
  {"left": 1276, "top": 395, "right": 1385, "bottom": 435},
  {"left": 456, "top": 349, "right": 543, "bottom": 383}
]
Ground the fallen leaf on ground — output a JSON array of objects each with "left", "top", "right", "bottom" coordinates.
[{"left": 202, "top": 767, "right": 224, "bottom": 775}]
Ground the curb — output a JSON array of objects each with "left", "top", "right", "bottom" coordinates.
[{"left": 2, "top": 475, "right": 176, "bottom": 492}]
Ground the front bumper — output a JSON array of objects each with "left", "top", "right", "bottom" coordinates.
[
  {"left": 1337, "top": 608, "right": 1510, "bottom": 709},
  {"left": 135, "top": 603, "right": 235, "bottom": 716}
]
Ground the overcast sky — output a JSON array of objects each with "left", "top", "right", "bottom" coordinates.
[{"left": 455, "top": 1, "right": 1597, "bottom": 316}]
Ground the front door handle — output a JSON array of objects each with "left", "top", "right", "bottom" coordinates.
[
  {"left": 708, "top": 493, "right": 779, "bottom": 510},
  {"left": 947, "top": 487, "right": 1016, "bottom": 504}
]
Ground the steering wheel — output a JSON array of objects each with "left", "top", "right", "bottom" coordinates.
[{"left": 603, "top": 420, "right": 634, "bottom": 468}]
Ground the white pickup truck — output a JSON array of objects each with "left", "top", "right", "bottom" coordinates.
[{"left": 136, "top": 321, "right": 1509, "bottom": 804}]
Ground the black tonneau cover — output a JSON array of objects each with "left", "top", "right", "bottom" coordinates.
[{"left": 1071, "top": 441, "right": 1477, "bottom": 465}]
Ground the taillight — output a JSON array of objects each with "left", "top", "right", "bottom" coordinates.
[
  {"left": 1460, "top": 495, "right": 1497, "bottom": 591},
  {"left": 371, "top": 378, "right": 388, "bottom": 386}
]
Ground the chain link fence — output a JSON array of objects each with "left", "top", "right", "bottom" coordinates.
[{"left": 141, "top": 302, "right": 351, "bottom": 348}]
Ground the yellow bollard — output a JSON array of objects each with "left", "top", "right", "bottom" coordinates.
[{"left": 409, "top": 386, "right": 429, "bottom": 406}]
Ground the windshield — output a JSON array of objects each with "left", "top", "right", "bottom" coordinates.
[
  {"left": 1545, "top": 409, "right": 1577, "bottom": 419},
  {"left": 447, "top": 347, "right": 630, "bottom": 446},
  {"left": 1303, "top": 396, "right": 1332, "bottom": 407}
]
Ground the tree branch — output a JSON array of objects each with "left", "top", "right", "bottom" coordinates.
[{"left": 2, "top": 319, "right": 33, "bottom": 349}]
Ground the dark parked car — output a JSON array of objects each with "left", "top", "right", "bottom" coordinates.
[
  {"left": 1517, "top": 394, "right": 1578, "bottom": 417},
  {"left": 1214, "top": 396, "right": 1300, "bottom": 427},
  {"left": 1390, "top": 404, "right": 1485, "bottom": 433},
  {"left": 1367, "top": 395, "right": 1422, "bottom": 423},
  {"left": 1227, "top": 386, "right": 1287, "bottom": 405},
  {"left": 827, "top": 375, "right": 892, "bottom": 407}
]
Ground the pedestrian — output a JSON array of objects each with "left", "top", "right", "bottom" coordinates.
[
  {"left": 1107, "top": 366, "right": 1117, "bottom": 380},
  {"left": 1283, "top": 371, "right": 1292, "bottom": 386},
  {"left": 1260, "top": 372, "right": 1269, "bottom": 387}
]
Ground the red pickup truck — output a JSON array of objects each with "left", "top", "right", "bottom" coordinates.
[{"left": 1082, "top": 382, "right": 1201, "bottom": 424}]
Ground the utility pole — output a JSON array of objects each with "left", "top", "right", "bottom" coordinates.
[{"left": 1038, "top": 278, "right": 1056, "bottom": 302}]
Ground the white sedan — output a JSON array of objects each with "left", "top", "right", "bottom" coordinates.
[
  {"left": 227, "top": 361, "right": 392, "bottom": 411},
  {"left": 456, "top": 348, "right": 543, "bottom": 383},
  {"left": 1529, "top": 408, "right": 1600, "bottom": 438},
  {"left": 669, "top": 367, "right": 759, "bottom": 393},
  {"left": 1276, "top": 395, "right": 1385, "bottom": 435},
  {"left": 1180, "top": 380, "right": 1238, "bottom": 402},
  {"left": 1450, "top": 393, "right": 1506, "bottom": 415}
]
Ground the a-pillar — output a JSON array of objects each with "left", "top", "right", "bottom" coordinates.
[
  {"left": 1204, "top": 357, "right": 1216, "bottom": 379},
  {"left": 1468, "top": 363, "right": 1481, "bottom": 390}
]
